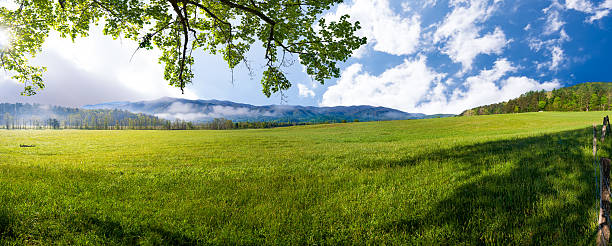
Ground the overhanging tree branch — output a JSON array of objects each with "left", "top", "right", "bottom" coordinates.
[
  {"left": 168, "top": 0, "right": 190, "bottom": 93},
  {"left": 217, "top": 0, "right": 276, "bottom": 25},
  {"left": 2, "top": 0, "right": 367, "bottom": 98}
]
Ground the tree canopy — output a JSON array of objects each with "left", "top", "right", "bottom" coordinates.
[{"left": 0, "top": 0, "right": 366, "bottom": 96}]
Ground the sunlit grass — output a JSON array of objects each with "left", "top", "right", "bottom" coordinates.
[{"left": 0, "top": 111, "right": 610, "bottom": 244}]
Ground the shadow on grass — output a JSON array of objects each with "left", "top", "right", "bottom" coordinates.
[
  {"left": 379, "top": 126, "right": 602, "bottom": 244},
  {"left": 0, "top": 207, "right": 15, "bottom": 240},
  {"left": 0, "top": 126, "right": 607, "bottom": 244},
  {"left": 0, "top": 210, "right": 196, "bottom": 244},
  {"left": 66, "top": 215, "right": 197, "bottom": 245}
]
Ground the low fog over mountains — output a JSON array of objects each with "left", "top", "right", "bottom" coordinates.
[{"left": 83, "top": 97, "right": 452, "bottom": 122}]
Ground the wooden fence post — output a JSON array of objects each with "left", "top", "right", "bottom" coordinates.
[
  {"left": 598, "top": 158, "right": 611, "bottom": 246},
  {"left": 595, "top": 124, "right": 598, "bottom": 158},
  {"left": 606, "top": 115, "right": 612, "bottom": 136},
  {"left": 604, "top": 124, "right": 608, "bottom": 143},
  {"left": 603, "top": 117, "right": 610, "bottom": 142}
]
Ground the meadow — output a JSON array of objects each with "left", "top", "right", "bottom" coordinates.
[{"left": 0, "top": 112, "right": 610, "bottom": 244}]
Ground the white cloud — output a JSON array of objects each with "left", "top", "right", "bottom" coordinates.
[
  {"left": 422, "top": 59, "right": 561, "bottom": 114},
  {"left": 436, "top": 60, "right": 548, "bottom": 111},
  {"left": 324, "top": 0, "right": 421, "bottom": 57},
  {"left": 442, "top": 27, "right": 508, "bottom": 73},
  {"left": 165, "top": 101, "right": 195, "bottom": 114},
  {"left": 402, "top": 0, "right": 438, "bottom": 11},
  {"left": 543, "top": 1, "right": 566, "bottom": 34},
  {"left": 0, "top": 53, "right": 147, "bottom": 107},
  {"left": 0, "top": 0, "right": 18, "bottom": 10},
  {"left": 401, "top": 2, "right": 412, "bottom": 12},
  {"left": 545, "top": 13, "right": 565, "bottom": 34},
  {"left": 43, "top": 30, "right": 198, "bottom": 99},
  {"left": 550, "top": 46, "right": 565, "bottom": 70},
  {"left": 564, "top": 0, "right": 612, "bottom": 22},
  {"left": 528, "top": 27, "right": 569, "bottom": 72},
  {"left": 425, "top": 0, "right": 439, "bottom": 8},
  {"left": 565, "top": 0, "right": 594, "bottom": 13},
  {"left": 322, "top": 58, "right": 560, "bottom": 114},
  {"left": 528, "top": 1, "right": 572, "bottom": 73},
  {"left": 0, "top": 28, "right": 198, "bottom": 107},
  {"left": 434, "top": 0, "right": 497, "bottom": 41},
  {"left": 154, "top": 102, "right": 276, "bottom": 121},
  {"left": 0, "top": 29, "right": 9, "bottom": 49},
  {"left": 321, "top": 55, "right": 445, "bottom": 112},
  {"left": 533, "top": 45, "right": 565, "bottom": 71},
  {"left": 524, "top": 24, "right": 531, "bottom": 31},
  {"left": 433, "top": 0, "right": 510, "bottom": 72},
  {"left": 297, "top": 83, "right": 315, "bottom": 98},
  {"left": 527, "top": 28, "right": 569, "bottom": 52},
  {"left": 589, "top": 9, "right": 611, "bottom": 22},
  {"left": 591, "top": 0, "right": 612, "bottom": 21}
]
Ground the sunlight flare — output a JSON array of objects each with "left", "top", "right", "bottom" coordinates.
[{"left": 0, "top": 28, "right": 10, "bottom": 49}]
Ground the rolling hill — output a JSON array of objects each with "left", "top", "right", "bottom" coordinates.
[{"left": 461, "top": 82, "right": 612, "bottom": 116}]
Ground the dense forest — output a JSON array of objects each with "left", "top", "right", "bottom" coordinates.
[
  {"left": 0, "top": 103, "right": 177, "bottom": 130},
  {"left": 461, "top": 82, "right": 612, "bottom": 116},
  {"left": 0, "top": 103, "right": 353, "bottom": 130}
]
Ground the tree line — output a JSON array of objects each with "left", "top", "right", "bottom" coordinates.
[
  {"left": 461, "top": 82, "right": 612, "bottom": 116},
  {"left": 200, "top": 118, "right": 359, "bottom": 130},
  {"left": 0, "top": 103, "right": 173, "bottom": 130},
  {"left": 0, "top": 103, "right": 359, "bottom": 130}
]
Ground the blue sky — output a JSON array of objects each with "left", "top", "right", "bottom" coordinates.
[{"left": 1, "top": 0, "right": 612, "bottom": 114}]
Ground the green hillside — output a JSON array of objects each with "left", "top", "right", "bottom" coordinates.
[
  {"left": 0, "top": 112, "right": 609, "bottom": 244},
  {"left": 461, "top": 82, "right": 612, "bottom": 116}
]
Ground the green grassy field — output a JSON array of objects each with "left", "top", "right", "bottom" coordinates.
[{"left": 0, "top": 112, "right": 610, "bottom": 244}]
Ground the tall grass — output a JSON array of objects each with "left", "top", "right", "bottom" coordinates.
[{"left": 0, "top": 112, "right": 610, "bottom": 244}]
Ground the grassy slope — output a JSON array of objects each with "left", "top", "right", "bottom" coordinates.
[{"left": 0, "top": 112, "right": 610, "bottom": 244}]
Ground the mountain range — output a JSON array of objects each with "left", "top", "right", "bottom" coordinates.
[{"left": 83, "top": 97, "right": 453, "bottom": 123}]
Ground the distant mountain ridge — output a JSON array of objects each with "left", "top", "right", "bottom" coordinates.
[{"left": 83, "top": 97, "right": 453, "bottom": 122}]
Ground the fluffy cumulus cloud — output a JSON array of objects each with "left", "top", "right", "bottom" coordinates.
[
  {"left": 322, "top": 57, "right": 560, "bottom": 114},
  {"left": 324, "top": 0, "right": 422, "bottom": 57},
  {"left": 321, "top": 55, "right": 446, "bottom": 112},
  {"left": 565, "top": 0, "right": 594, "bottom": 13},
  {"left": 322, "top": 0, "right": 569, "bottom": 114},
  {"left": 439, "top": 60, "right": 560, "bottom": 113},
  {"left": 440, "top": 26, "right": 508, "bottom": 73},
  {"left": 320, "top": 0, "right": 573, "bottom": 115},
  {"left": 433, "top": 0, "right": 510, "bottom": 72}
]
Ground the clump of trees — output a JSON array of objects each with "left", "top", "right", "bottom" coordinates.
[
  {"left": 47, "top": 118, "right": 60, "bottom": 129},
  {"left": 0, "top": 103, "right": 359, "bottom": 130},
  {"left": 199, "top": 118, "right": 356, "bottom": 130},
  {"left": 0, "top": 103, "right": 172, "bottom": 130},
  {"left": 461, "top": 82, "right": 612, "bottom": 116}
]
